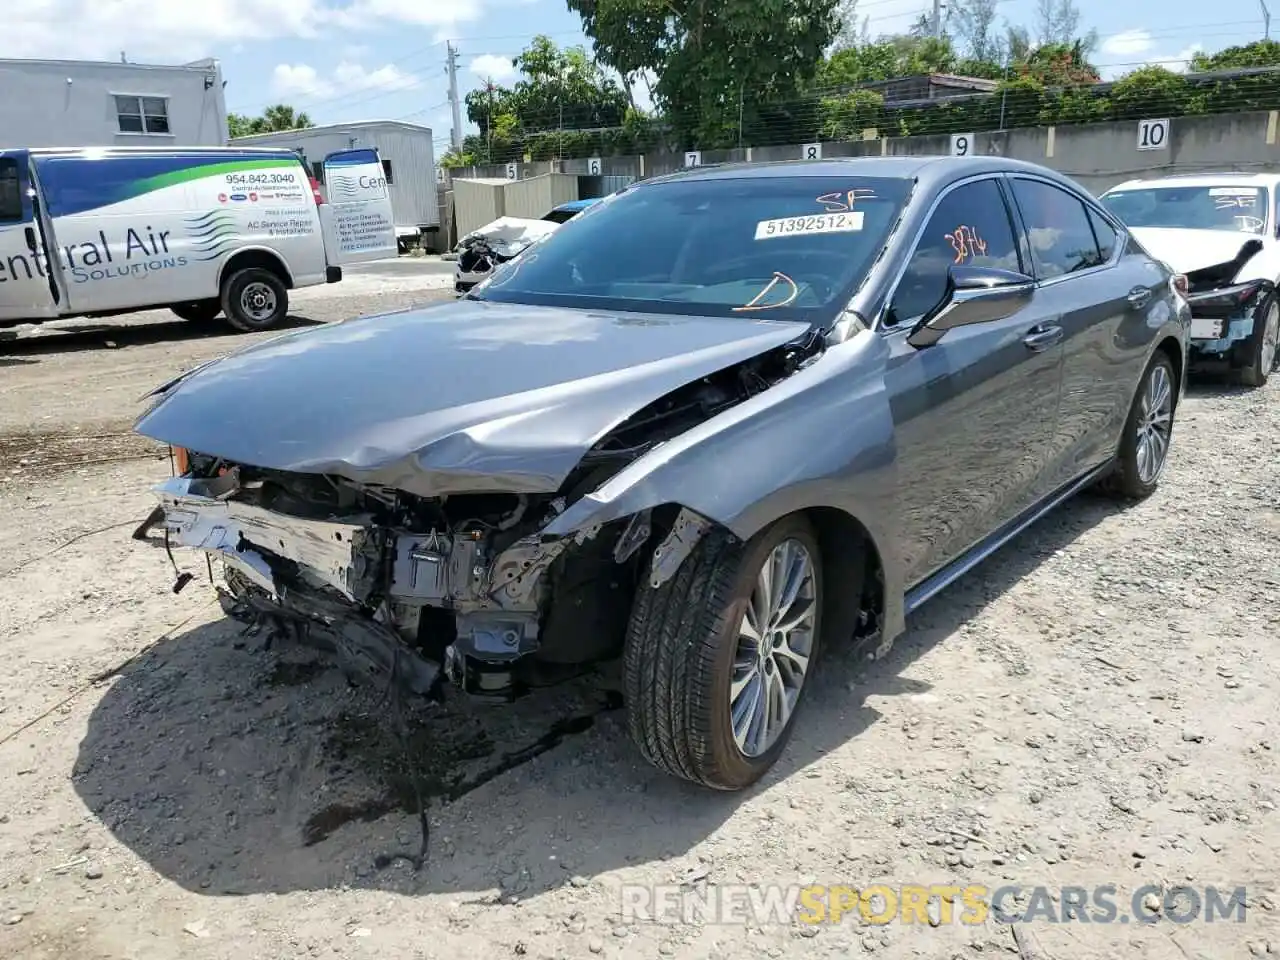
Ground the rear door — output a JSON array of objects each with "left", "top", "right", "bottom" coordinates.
[
  {"left": 1005, "top": 176, "right": 1156, "bottom": 488},
  {"left": 0, "top": 150, "right": 60, "bottom": 321},
  {"left": 318, "top": 148, "right": 397, "bottom": 266},
  {"left": 881, "top": 175, "right": 1065, "bottom": 589}
]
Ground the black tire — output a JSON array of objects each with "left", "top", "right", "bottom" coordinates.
[
  {"left": 1100, "top": 351, "right": 1177, "bottom": 500},
  {"left": 220, "top": 267, "right": 288, "bottom": 333},
  {"left": 623, "top": 514, "right": 824, "bottom": 791},
  {"left": 1233, "top": 294, "right": 1279, "bottom": 387},
  {"left": 170, "top": 299, "right": 222, "bottom": 324}
]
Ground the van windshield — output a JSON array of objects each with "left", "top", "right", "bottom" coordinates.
[
  {"left": 1101, "top": 185, "right": 1270, "bottom": 235},
  {"left": 472, "top": 175, "right": 912, "bottom": 322}
]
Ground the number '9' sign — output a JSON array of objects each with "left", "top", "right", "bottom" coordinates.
[{"left": 950, "top": 133, "right": 974, "bottom": 156}]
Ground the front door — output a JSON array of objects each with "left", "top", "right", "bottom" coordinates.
[
  {"left": 881, "top": 176, "right": 1065, "bottom": 588},
  {"left": 318, "top": 148, "right": 397, "bottom": 266},
  {"left": 0, "top": 150, "right": 59, "bottom": 322}
]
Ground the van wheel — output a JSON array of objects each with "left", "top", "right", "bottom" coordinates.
[
  {"left": 624, "top": 515, "right": 823, "bottom": 791},
  {"left": 221, "top": 268, "right": 288, "bottom": 332},
  {"left": 170, "top": 299, "right": 221, "bottom": 324}
]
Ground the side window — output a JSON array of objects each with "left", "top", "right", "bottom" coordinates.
[
  {"left": 0, "top": 160, "right": 22, "bottom": 221},
  {"left": 888, "top": 178, "right": 1021, "bottom": 326},
  {"left": 381, "top": 159, "right": 394, "bottom": 184},
  {"left": 1086, "top": 207, "right": 1118, "bottom": 262},
  {"left": 1011, "top": 178, "right": 1105, "bottom": 278}
]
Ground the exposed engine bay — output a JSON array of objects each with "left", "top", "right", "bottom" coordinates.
[
  {"left": 152, "top": 338, "right": 823, "bottom": 702},
  {"left": 454, "top": 217, "right": 559, "bottom": 292},
  {"left": 1179, "top": 238, "right": 1275, "bottom": 352}
]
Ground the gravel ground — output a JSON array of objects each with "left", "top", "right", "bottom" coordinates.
[{"left": 1, "top": 285, "right": 1278, "bottom": 960}]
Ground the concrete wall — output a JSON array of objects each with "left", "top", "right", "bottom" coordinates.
[
  {"left": 443, "top": 109, "right": 1280, "bottom": 198},
  {"left": 0, "top": 58, "right": 227, "bottom": 149}
]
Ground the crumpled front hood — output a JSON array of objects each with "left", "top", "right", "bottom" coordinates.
[
  {"left": 134, "top": 300, "right": 810, "bottom": 497},
  {"left": 1129, "top": 227, "right": 1264, "bottom": 275}
]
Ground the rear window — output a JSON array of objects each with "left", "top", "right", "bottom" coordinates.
[
  {"left": 475, "top": 175, "right": 912, "bottom": 323},
  {"left": 1101, "top": 185, "right": 1269, "bottom": 235}
]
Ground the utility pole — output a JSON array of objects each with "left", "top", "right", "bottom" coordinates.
[
  {"left": 932, "top": 0, "right": 943, "bottom": 38},
  {"left": 446, "top": 42, "right": 464, "bottom": 152},
  {"left": 1262, "top": 0, "right": 1272, "bottom": 40}
]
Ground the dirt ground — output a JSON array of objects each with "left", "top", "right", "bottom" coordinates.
[{"left": 1, "top": 282, "right": 1278, "bottom": 960}]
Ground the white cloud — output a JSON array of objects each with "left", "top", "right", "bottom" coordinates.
[
  {"left": 0, "top": 0, "right": 482, "bottom": 62},
  {"left": 469, "top": 53, "right": 518, "bottom": 82},
  {"left": 1163, "top": 44, "right": 1205, "bottom": 73},
  {"left": 272, "top": 60, "right": 420, "bottom": 100},
  {"left": 1101, "top": 29, "right": 1154, "bottom": 58}
]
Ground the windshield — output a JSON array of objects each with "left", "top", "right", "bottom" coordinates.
[
  {"left": 1101, "top": 185, "right": 1270, "bottom": 235},
  {"left": 472, "top": 175, "right": 911, "bottom": 322}
]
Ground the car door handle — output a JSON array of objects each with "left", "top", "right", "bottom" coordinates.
[
  {"left": 1022, "top": 323, "right": 1062, "bottom": 352},
  {"left": 1127, "top": 286, "right": 1151, "bottom": 309}
]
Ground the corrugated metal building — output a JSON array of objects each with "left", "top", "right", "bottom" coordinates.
[
  {"left": 231, "top": 119, "right": 439, "bottom": 242},
  {"left": 0, "top": 56, "right": 227, "bottom": 149}
]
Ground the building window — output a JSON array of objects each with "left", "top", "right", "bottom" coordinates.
[
  {"left": 115, "top": 95, "right": 170, "bottom": 135},
  {"left": 382, "top": 159, "right": 394, "bottom": 184}
]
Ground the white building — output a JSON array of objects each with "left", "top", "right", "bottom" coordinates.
[
  {"left": 232, "top": 120, "right": 440, "bottom": 244},
  {"left": 0, "top": 57, "right": 227, "bottom": 150}
]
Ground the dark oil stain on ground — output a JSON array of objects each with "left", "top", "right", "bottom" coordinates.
[{"left": 301, "top": 690, "right": 623, "bottom": 847}]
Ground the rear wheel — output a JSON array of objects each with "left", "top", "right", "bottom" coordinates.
[
  {"left": 1101, "top": 351, "right": 1177, "bottom": 500},
  {"left": 220, "top": 268, "right": 288, "bottom": 332},
  {"left": 170, "top": 299, "right": 221, "bottom": 324},
  {"left": 1234, "top": 295, "right": 1279, "bottom": 387},
  {"left": 624, "top": 515, "right": 824, "bottom": 791}
]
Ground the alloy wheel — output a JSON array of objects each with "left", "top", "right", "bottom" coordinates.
[
  {"left": 729, "top": 538, "right": 818, "bottom": 758},
  {"left": 1135, "top": 363, "right": 1173, "bottom": 484}
]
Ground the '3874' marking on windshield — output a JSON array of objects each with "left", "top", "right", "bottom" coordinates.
[{"left": 755, "top": 211, "right": 866, "bottom": 240}]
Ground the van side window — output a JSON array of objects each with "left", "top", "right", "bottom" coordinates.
[
  {"left": 0, "top": 159, "right": 23, "bottom": 221},
  {"left": 886, "top": 178, "right": 1021, "bottom": 326}
]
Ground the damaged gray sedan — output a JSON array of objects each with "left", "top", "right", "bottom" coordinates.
[{"left": 135, "top": 156, "right": 1190, "bottom": 791}]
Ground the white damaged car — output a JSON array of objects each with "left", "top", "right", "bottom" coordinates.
[
  {"left": 1100, "top": 173, "right": 1280, "bottom": 386},
  {"left": 453, "top": 198, "right": 603, "bottom": 294}
]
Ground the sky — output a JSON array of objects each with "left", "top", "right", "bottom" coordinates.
[{"left": 3, "top": 0, "right": 1274, "bottom": 153}]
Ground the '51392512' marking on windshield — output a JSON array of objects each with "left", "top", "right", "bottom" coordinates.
[{"left": 755, "top": 212, "right": 865, "bottom": 240}]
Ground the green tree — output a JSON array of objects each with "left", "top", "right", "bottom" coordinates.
[
  {"left": 464, "top": 36, "right": 628, "bottom": 139},
  {"left": 951, "top": 0, "right": 1004, "bottom": 64},
  {"left": 566, "top": 0, "right": 842, "bottom": 148},
  {"left": 1191, "top": 40, "right": 1280, "bottom": 71},
  {"left": 227, "top": 104, "right": 314, "bottom": 139}
]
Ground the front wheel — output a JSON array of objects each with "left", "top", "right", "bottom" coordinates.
[
  {"left": 1101, "top": 351, "right": 1177, "bottom": 500},
  {"left": 623, "top": 515, "right": 824, "bottom": 790},
  {"left": 220, "top": 268, "right": 288, "bottom": 332},
  {"left": 1234, "top": 295, "right": 1279, "bottom": 387}
]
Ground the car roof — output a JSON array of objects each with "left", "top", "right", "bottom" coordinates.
[
  {"left": 1104, "top": 172, "right": 1280, "bottom": 192},
  {"left": 643, "top": 155, "right": 1085, "bottom": 193}
]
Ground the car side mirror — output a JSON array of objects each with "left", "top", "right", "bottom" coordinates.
[{"left": 907, "top": 265, "right": 1036, "bottom": 348}]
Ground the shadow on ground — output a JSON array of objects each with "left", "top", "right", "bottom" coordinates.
[
  {"left": 0, "top": 314, "right": 321, "bottom": 358},
  {"left": 74, "top": 491, "right": 1120, "bottom": 899}
]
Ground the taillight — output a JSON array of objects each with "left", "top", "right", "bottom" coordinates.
[
  {"left": 1172, "top": 274, "right": 1188, "bottom": 297},
  {"left": 309, "top": 177, "right": 324, "bottom": 205}
]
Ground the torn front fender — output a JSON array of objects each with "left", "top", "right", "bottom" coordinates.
[{"left": 540, "top": 330, "right": 907, "bottom": 639}]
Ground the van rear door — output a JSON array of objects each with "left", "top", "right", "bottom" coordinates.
[
  {"left": 318, "top": 148, "right": 397, "bottom": 266},
  {"left": 0, "top": 150, "right": 60, "bottom": 322}
]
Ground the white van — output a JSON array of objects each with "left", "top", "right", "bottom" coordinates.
[{"left": 0, "top": 145, "right": 397, "bottom": 333}]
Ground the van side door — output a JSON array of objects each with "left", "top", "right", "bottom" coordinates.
[
  {"left": 318, "top": 148, "right": 397, "bottom": 266},
  {"left": 0, "top": 150, "right": 60, "bottom": 322}
]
